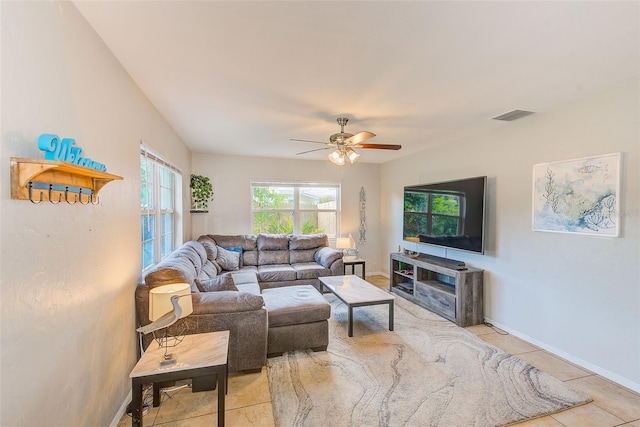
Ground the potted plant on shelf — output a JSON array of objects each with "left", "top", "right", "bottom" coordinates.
[{"left": 190, "top": 174, "right": 214, "bottom": 213}]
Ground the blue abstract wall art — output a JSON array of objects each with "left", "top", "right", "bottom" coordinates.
[{"left": 532, "top": 153, "right": 621, "bottom": 236}]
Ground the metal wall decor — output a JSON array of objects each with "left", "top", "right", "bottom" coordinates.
[{"left": 359, "top": 187, "right": 366, "bottom": 244}]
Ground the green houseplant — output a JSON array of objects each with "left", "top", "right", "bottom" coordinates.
[{"left": 190, "top": 174, "right": 214, "bottom": 212}]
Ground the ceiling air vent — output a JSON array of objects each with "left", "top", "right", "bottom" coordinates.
[{"left": 492, "top": 110, "right": 535, "bottom": 121}]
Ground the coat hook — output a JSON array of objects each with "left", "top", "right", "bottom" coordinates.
[
  {"left": 28, "top": 182, "right": 44, "bottom": 204},
  {"left": 79, "top": 188, "right": 90, "bottom": 205},
  {"left": 90, "top": 192, "right": 100, "bottom": 205},
  {"left": 49, "top": 184, "right": 62, "bottom": 204},
  {"left": 65, "top": 187, "right": 77, "bottom": 204}
]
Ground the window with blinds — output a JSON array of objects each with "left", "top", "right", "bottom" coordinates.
[{"left": 141, "top": 145, "right": 182, "bottom": 270}]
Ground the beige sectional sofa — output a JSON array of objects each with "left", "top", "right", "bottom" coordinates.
[{"left": 135, "top": 233, "right": 343, "bottom": 374}]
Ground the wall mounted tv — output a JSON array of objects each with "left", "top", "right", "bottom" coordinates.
[{"left": 403, "top": 176, "right": 487, "bottom": 254}]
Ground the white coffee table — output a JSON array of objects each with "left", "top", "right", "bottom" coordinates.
[{"left": 319, "top": 275, "right": 395, "bottom": 337}]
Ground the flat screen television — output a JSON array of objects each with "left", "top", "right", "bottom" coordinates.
[{"left": 403, "top": 176, "right": 487, "bottom": 254}]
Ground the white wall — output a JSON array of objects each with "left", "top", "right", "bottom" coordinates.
[
  {"left": 0, "top": 2, "right": 191, "bottom": 425},
  {"left": 381, "top": 82, "right": 640, "bottom": 391},
  {"left": 191, "top": 154, "right": 385, "bottom": 272}
]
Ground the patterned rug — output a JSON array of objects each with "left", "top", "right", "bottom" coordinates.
[{"left": 267, "top": 294, "right": 591, "bottom": 427}]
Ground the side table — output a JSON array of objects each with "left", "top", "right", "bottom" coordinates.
[
  {"left": 343, "top": 257, "right": 366, "bottom": 279},
  {"left": 129, "top": 331, "right": 230, "bottom": 427}
]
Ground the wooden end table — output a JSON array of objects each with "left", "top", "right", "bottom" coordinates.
[
  {"left": 343, "top": 257, "right": 366, "bottom": 279},
  {"left": 129, "top": 331, "right": 230, "bottom": 427}
]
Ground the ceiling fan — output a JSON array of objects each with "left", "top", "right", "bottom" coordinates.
[{"left": 291, "top": 117, "right": 402, "bottom": 165}]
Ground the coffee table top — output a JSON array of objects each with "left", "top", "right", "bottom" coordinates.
[
  {"left": 130, "top": 330, "right": 229, "bottom": 378},
  {"left": 319, "top": 275, "right": 394, "bottom": 305}
]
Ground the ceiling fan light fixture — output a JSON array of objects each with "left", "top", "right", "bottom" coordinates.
[
  {"left": 345, "top": 147, "right": 360, "bottom": 164},
  {"left": 328, "top": 149, "right": 345, "bottom": 166}
]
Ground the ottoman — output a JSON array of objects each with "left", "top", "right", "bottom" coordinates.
[{"left": 262, "top": 285, "right": 331, "bottom": 357}]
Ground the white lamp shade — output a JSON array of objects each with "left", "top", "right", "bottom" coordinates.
[
  {"left": 336, "top": 237, "right": 352, "bottom": 250},
  {"left": 328, "top": 150, "right": 345, "bottom": 165},
  {"left": 149, "top": 283, "right": 193, "bottom": 321},
  {"left": 345, "top": 147, "right": 360, "bottom": 164}
]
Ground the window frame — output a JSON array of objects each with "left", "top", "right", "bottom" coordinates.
[
  {"left": 250, "top": 181, "right": 341, "bottom": 238},
  {"left": 141, "top": 145, "right": 183, "bottom": 272}
]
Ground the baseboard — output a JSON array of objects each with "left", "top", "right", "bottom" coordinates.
[
  {"left": 484, "top": 317, "right": 640, "bottom": 394},
  {"left": 110, "top": 389, "right": 132, "bottom": 427}
]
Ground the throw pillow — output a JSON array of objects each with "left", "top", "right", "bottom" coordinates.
[
  {"left": 195, "top": 274, "right": 238, "bottom": 293},
  {"left": 224, "top": 246, "right": 243, "bottom": 267},
  {"left": 216, "top": 246, "right": 241, "bottom": 271}
]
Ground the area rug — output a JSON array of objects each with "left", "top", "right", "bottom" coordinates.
[{"left": 267, "top": 294, "right": 591, "bottom": 427}]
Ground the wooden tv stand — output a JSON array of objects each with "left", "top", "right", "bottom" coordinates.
[{"left": 390, "top": 252, "right": 484, "bottom": 327}]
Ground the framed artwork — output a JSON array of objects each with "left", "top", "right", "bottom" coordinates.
[{"left": 532, "top": 153, "right": 621, "bottom": 236}]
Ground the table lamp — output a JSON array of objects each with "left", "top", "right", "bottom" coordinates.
[
  {"left": 146, "top": 283, "right": 193, "bottom": 365},
  {"left": 336, "top": 237, "right": 351, "bottom": 256}
]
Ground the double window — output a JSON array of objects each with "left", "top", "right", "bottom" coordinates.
[
  {"left": 251, "top": 181, "right": 340, "bottom": 237},
  {"left": 141, "top": 146, "right": 183, "bottom": 270}
]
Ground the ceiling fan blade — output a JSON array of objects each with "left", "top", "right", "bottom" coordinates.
[
  {"left": 355, "top": 143, "right": 402, "bottom": 150},
  {"left": 345, "top": 131, "right": 376, "bottom": 145},
  {"left": 290, "top": 138, "right": 328, "bottom": 145},
  {"left": 296, "top": 147, "right": 331, "bottom": 155}
]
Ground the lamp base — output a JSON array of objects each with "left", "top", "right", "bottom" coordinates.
[
  {"left": 153, "top": 328, "right": 186, "bottom": 367},
  {"left": 160, "top": 355, "right": 177, "bottom": 366}
]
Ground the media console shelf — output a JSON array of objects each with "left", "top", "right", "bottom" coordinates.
[{"left": 390, "top": 252, "right": 484, "bottom": 327}]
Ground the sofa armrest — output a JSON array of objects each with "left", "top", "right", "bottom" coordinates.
[
  {"left": 192, "top": 291, "right": 264, "bottom": 314},
  {"left": 314, "top": 246, "right": 343, "bottom": 268},
  {"left": 315, "top": 246, "right": 344, "bottom": 276},
  {"left": 136, "top": 284, "right": 267, "bottom": 373}
]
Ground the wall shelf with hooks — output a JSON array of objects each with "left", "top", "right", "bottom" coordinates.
[{"left": 10, "top": 157, "right": 123, "bottom": 204}]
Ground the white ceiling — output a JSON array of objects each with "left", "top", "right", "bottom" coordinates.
[{"left": 74, "top": 1, "right": 638, "bottom": 164}]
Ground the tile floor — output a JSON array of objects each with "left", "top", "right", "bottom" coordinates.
[{"left": 118, "top": 275, "right": 640, "bottom": 427}]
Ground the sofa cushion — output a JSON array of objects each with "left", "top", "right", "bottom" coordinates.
[
  {"left": 210, "top": 234, "right": 258, "bottom": 251},
  {"left": 257, "top": 234, "right": 289, "bottom": 250},
  {"left": 198, "top": 260, "right": 218, "bottom": 280},
  {"left": 314, "top": 246, "right": 343, "bottom": 268},
  {"left": 292, "top": 262, "right": 331, "bottom": 280},
  {"left": 258, "top": 249, "right": 289, "bottom": 265},
  {"left": 289, "top": 234, "right": 328, "bottom": 250},
  {"left": 174, "top": 241, "right": 206, "bottom": 272},
  {"left": 262, "top": 285, "right": 331, "bottom": 327},
  {"left": 289, "top": 248, "right": 317, "bottom": 264},
  {"left": 195, "top": 274, "right": 238, "bottom": 293},
  {"left": 239, "top": 265, "right": 258, "bottom": 274},
  {"left": 191, "top": 291, "right": 264, "bottom": 314},
  {"left": 216, "top": 246, "right": 241, "bottom": 271},
  {"left": 197, "top": 236, "right": 218, "bottom": 260},
  {"left": 257, "top": 264, "right": 297, "bottom": 282},
  {"left": 231, "top": 271, "right": 259, "bottom": 285},
  {"left": 236, "top": 282, "right": 261, "bottom": 295},
  {"left": 242, "top": 250, "right": 258, "bottom": 266},
  {"left": 206, "top": 235, "right": 259, "bottom": 266}
]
